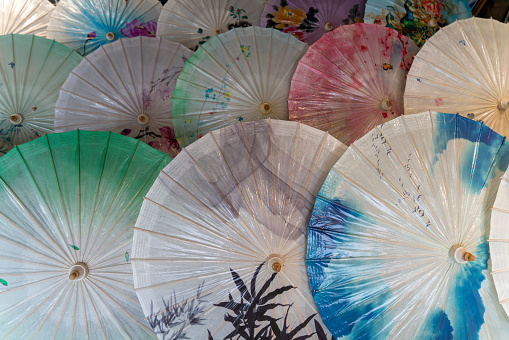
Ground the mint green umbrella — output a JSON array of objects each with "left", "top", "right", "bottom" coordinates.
[
  {"left": 0, "top": 34, "right": 82, "bottom": 156},
  {"left": 0, "top": 130, "right": 170, "bottom": 339}
]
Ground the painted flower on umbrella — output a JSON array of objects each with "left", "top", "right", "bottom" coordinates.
[
  {"left": 148, "top": 126, "right": 180, "bottom": 156},
  {"left": 283, "top": 26, "right": 305, "bottom": 40},
  {"left": 120, "top": 19, "right": 157, "bottom": 38},
  {"left": 272, "top": 5, "right": 306, "bottom": 29}
]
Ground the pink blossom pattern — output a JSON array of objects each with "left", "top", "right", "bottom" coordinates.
[
  {"left": 120, "top": 19, "right": 157, "bottom": 38},
  {"left": 148, "top": 126, "right": 180, "bottom": 156}
]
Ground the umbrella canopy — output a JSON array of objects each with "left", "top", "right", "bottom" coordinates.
[
  {"left": 289, "top": 23, "right": 418, "bottom": 146},
  {"left": 172, "top": 26, "right": 308, "bottom": 148},
  {"left": 405, "top": 18, "right": 509, "bottom": 138},
  {"left": 47, "top": 0, "right": 162, "bottom": 55},
  {"left": 307, "top": 111, "right": 509, "bottom": 339},
  {"left": 156, "top": 0, "right": 266, "bottom": 50},
  {"left": 261, "top": 0, "right": 366, "bottom": 45},
  {"left": 364, "top": 0, "right": 471, "bottom": 47},
  {"left": 0, "top": 130, "right": 170, "bottom": 339},
  {"left": 55, "top": 36, "right": 193, "bottom": 158},
  {"left": 0, "top": 0, "right": 54, "bottom": 37},
  {"left": 0, "top": 34, "right": 82, "bottom": 156},
  {"left": 132, "top": 119, "right": 347, "bottom": 340},
  {"left": 489, "top": 168, "right": 509, "bottom": 318}
]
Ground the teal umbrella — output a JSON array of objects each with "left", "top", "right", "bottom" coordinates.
[
  {"left": 0, "top": 34, "right": 82, "bottom": 156},
  {"left": 0, "top": 130, "right": 170, "bottom": 339}
]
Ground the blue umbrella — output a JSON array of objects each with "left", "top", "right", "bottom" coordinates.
[{"left": 307, "top": 111, "right": 509, "bottom": 339}]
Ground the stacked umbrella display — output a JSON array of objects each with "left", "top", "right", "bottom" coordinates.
[{"left": 2, "top": 0, "right": 509, "bottom": 338}]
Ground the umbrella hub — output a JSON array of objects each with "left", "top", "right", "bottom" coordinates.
[
  {"left": 68, "top": 262, "right": 89, "bottom": 281},
  {"left": 215, "top": 29, "right": 222, "bottom": 35},
  {"left": 266, "top": 255, "right": 283, "bottom": 273},
  {"left": 324, "top": 23, "right": 333, "bottom": 32},
  {"left": 137, "top": 114, "right": 150, "bottom": 125},
  {"left": 428, "top": 18, "right": 438, "bottom": 27},
  {"left": 9, "top": 113, "right": 23, "bottom": 125},
  {"left": 380, "top": 99, "right": 393, "bottom": 111},
  {"left": 449, "top": 245, "right": 476, "bottom": 264},
  {"left": 498, "top": 98, "right": 509, "bottom": 111},
  {"left": 106, "top": 32, "right": 115, "bottom": 41},
  {"left": 260, "top": 103, "right": 272, "bottom": 115}
]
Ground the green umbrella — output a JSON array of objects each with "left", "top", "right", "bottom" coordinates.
[
  {"left": 0, "top": 34, "right": 82, "bottom": 156},
  {"left": 0, "top": 130, "right": 170, "bottom": 339}
]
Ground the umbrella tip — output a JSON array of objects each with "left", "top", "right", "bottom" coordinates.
[
  {"left": 267, "top": 255, "right": 283, "bottom": 273},
  {"left": 9, "top": 113, "right": 23, "bottom": 125},
  {"left": 260, "top": 102, "right": 272, "bottom": 115},
  {"left": 106, "top": 32, "right": 115, "bottom": 41},
  {"left": 324, "top": 23, "right": 333, "bottom": 32},
  {"left": 68, "top": 262, "right": 89, "bottom": 281},
  {"left": 497, "top": 98, "right": 509, "bottom": 111},
  {"left": 137, "top": 114, "right": 150, "bottom": 125},
  {"left": 449, "top": 246, "right": 475, "bottom": 264}
]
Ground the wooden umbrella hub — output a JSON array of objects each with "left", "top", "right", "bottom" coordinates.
[
  {"left": 68, "top": 262, "right": 89, "bottom": 281},
  {"left": 498, "top": 98, "right": 509, "bottom": 111},
  {"left": 137, "top": 114, "right": 150, "bottom": 125},
  {"left": 324, "top": 23, "right": 333, "bottom": 32},
  {"left": 449, "top": 245, "right": 475, "bottom": 264},
  {"left": 106, "top": 32, "right": 115, "bottom": 41},
  {"left": 380, "top": 99, "right": 393, "bottom": 111},
  {"left": 260, "top": 103, "right": 272, "bottom": 115},
  {"left": 9, "top": 113, "right": 23, "bottom": 125},
  {"left": 267, "top": 255, "right": 283, "bottom": 273}
]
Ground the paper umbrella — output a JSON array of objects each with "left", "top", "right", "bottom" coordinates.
[
  {"left": 0, "top": 34, "right": 82, "bottom": 156},
  {"left": 489, "top": 168, "right": 509, "bottom": 319},
  {"left": 172, "top": 26, "right": 308, "bottom": 147},
  {"left": 364, "top": 0, "right": 472, "bottom": 47},
  {"left": 289, "top": 23, "right": 419, "bottom": 146},
  {"left": 307, "top": 112, "right": 509, "bottom": 339},
  {"left": 131, "top": 119, "right": 347, "bottom": 339},
  {"left": 156, "top": 0, "right": 266, "bottom": 50},
  {"left": 405, "top": 18, "right": 509, "bottom": 139},
  {"left": 55, "top": 36, "right": 193, "bottom": 158},
  {"left": 261, "top": 0, "right": 366, "bottom": 45},
  {"left": 0, "top": 0, "right": 55, "bottom": 37},
  {"left": 0, "top": 130, "right": 170, "bottom": 339},
  {"left": 47, "top": 0, "right": 162, "bottom": 55}
]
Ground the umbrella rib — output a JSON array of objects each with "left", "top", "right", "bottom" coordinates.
[
  {"left": 51, "top": 283, "right": 75, "bottom": 340},
  {"left": 158, "top": 167, "right": 267, "bottom": 256},
  {"left": 0, "top": 279, "right": 68, "bottom": 339},
  {"left": 86, "top": 152, "right": 168, "bottom": 261},
  {"left": 181, "top": 143, "right": 269, "bottom": 254},
  {"left": 82, "top": 282, "right": 108, "bottom": 340}
]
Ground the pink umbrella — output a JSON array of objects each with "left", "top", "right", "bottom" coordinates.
[
  {"left": 289, "top": 23, "right": 419, "bottom": 145},
  {"left": 261, "top": 0, "right": 366, "bottom": 45}
]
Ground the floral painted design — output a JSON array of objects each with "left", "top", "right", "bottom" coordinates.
[
  {"left": 120, "top": 19, "right": 157, "bottom": 38},
  {"left": 265, "top": 0, "right": 319, "bottom": 41},
  {"left": 188, "top": 45, "right": 251, "bottom": 142},
  {"left": 343, "top": 4, "right": 364, "bottom": 25},
  {"left": 122, "top": 125, "right": 181, "bottom": 156},
  {"left": 365, "top": 0, "right": 467, "bottom": 46}
]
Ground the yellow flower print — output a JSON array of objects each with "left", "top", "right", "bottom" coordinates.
[
  {"left": 224, "top": 92, "right": 230, "bottom": 99},
  {"left": 185, "top": 119, "right": 191, "bottom": 123},
  {"left": 177, "top": 137, "right": 184, "bottom": 145},
  {"left": 272, "top": 6, "right": 306, "bottom": 29}
]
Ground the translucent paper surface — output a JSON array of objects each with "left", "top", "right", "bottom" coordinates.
[
  {"left": 261, "top": 0, "right": 366, "bottom": 45},
  {"left": 0, "top": 0, "right": 54, "bottom": 37},
  {"left": 405, "top": 18, "right": 509, "bottom": 138},
  {"left": 289, "top": 23, "right": 418, "bottom": 146},
  {"left": 0, "top": 130, "right": 170, "bottom": 339},
  {"left": 0, "top": 34, "right": 82, "bottom": 156},
  {"left": 307, "top": 112, "right": 509, "bottom": 339},
  {"left": 55, "top": 36, "right": 193, "bottom": 158},
  {"left": 490, "top": 169, "right": 509, "bottom": 318},
  {"left": 157, "top": 0, "right": 266, "bottom": 50},
  {"left": 132, "top": 119, "right": 347, "bottom": 340},
  {"left": 172, "top": 26, "right": 308, "bottom": 147},
  {"left": 364, "top": 0, "right": 471, "bottom": 47},
  {"left": 47, "top": 0, "right": 162, "bottom": 55}
]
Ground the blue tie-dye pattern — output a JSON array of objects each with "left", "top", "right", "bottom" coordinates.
[
  {"left": 307, "top": 198, "right": 392, "bottom": 339},
  {"left": 432, "top": 113, "right": 509, "bottom": 193},
  {"left": 416, "top": 308, "right": 453, "bottom": 339}
]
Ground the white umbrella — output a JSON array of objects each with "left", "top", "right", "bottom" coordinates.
[
  {"left": 132, "top": 119, "right": 347, "bottom": 340},
  {"left": 47, "top": 0, "right": 162, "bottom": 55},
  {"left": 307, "top": 111, "right": 509, "bottom": 339},
  {"left": 0, "top": 0, "right": 54, "bottom": 37},
  {"left": 172, "top": 26, "right": 308, "bottom": 147},
  {"left": 0, "top": 130, "right": 170, "bottom": 339},
  {"left": 55, "top": 36, "right": 193, "bottom": 158},
  {"left": 405, "top": 18, "right": 509, "bottom": 138},
  {"left": 157, "top": 0, "right": 266, "bottom": 50}
]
